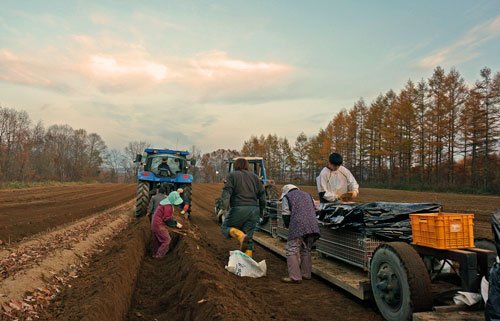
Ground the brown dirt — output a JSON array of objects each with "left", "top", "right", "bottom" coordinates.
[
  {"left": 35, "top": 184, "right": 383, "bottom": 321},
  {"left": 127, "top": 183, "right": 382, "bottom": 321},
  {"left": 3, "top": 183, "right": 498, "bottom": 321},
  {"left": 0, "top": 204, "right": 132, "bottom": 304},
  {"left": 38, "top": 219, "right": 150, "bottom": 321},
  {"left": 0, "top": 183, "right": 135, "bottom": 243}
]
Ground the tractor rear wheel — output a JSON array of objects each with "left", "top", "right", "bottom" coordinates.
[
  {"left": 135, "top": 182, "right": 150, "bottom": 217},
  {"left": 370, "top": 242, "right": 432, "bottom": 321}
]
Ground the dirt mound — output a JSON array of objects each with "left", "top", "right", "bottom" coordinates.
[
  {"left": 127, "top": 225, "right": 281, "bottom": 321},
  {"left": 38, "top": 219, "right": 150, "bottom": 321}
]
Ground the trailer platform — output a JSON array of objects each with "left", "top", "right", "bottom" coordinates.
[
  {"left": 253, "top": 231, "right": 371, "bottom": 299},
  {"left": 253, "top": 231, "right": 486, "bottom": 321}
]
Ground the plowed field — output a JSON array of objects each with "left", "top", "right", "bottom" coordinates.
[
  {"left": 0, "top": 183, "right": 498, "bottom": 321},
  {"left": 0, "top": 183, "right": 136, "bottom": 243}
]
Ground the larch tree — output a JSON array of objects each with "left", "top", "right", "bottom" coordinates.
[{"left": 293, "top": 132, "right": 309, "bottom": 184}]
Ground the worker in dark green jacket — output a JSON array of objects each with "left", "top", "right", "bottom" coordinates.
[{"left": 219, "top": 158, "right": 266, "bottom": 257}]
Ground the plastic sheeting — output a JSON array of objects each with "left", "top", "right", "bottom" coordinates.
[
  {"left": 317, "top": 202, "right": 442, "bottom": 241},
  {"left": 486, "top": 211, "right": 500, "bottom": 321},
  {"left": 492, "top": 211, "right": 500, "bottom": 257},
  {"left": 486, "top": 263, "right": 500, "bottom": 321}
]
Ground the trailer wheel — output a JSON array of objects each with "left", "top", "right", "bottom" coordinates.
[
  {"left": 135, "top": 182, "right": 150, "bottom": 217},
  {"left": 370, "top": 242, "right": 432, "bottom": 321}
]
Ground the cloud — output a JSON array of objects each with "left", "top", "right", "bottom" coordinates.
[
  {"left": 1, "top": 21, "right": 296, "bottom": 102},
  {"left": 386, "top": 41, "right": 429, "bottom": 62},
  {"left": 191, "top": 50, "right": 290, "bottom": 77},
  {"left": 177, "top": 50, "right": 295, "bottom": 103},
  {"left": 418, "top": 15, "right": 500, "bottom": 69},
  {"left": 0, "top": 49, "right": 71, "bottom": 92},
  {"left": 88, "top": 55, "right": 168, "bottom": 81}
]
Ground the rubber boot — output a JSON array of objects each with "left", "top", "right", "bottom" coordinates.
[
  {"left": 245, "top": 249, "right": 253, "bottom": 257},
  {"left": 229, "top": 228, "right": 249, "bottom": 252}
]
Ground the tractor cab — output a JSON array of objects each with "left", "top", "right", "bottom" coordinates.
[
  {"left": 227, "top": 157, "right": 274, "bottom": 186},
  {"left": 145, "top": 154, "right": 186, "bottom": 177},
  {"left": 227, "top": 157, "right": 278, "bottom": 199}
]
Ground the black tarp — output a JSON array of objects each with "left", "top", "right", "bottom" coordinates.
[
  {"left": 318, "top": 202, "right": 442, "bottom": 241},
  {"left": 493, "top": 211, "right": 500, "bottom": 257},
  {"left": 485, "top": 263, "right": 500, "bottom": 321},
  {"left": 486, "top": 211, "right": 500, "bottom": 321}
]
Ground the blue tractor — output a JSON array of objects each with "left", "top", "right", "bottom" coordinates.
[{"left": 134, "top": 148, "right": 196, "bottom": 217}]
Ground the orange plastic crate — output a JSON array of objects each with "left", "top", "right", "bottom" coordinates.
[{"left": 410, "top": 213, "right": 474, "bottom": 249}]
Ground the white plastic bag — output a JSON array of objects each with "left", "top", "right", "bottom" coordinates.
[
  {"left": 225, "top": 250, "right": 267, "bottom": 278},
  {"left": 453, "top": 291, "right": 482, "bottom": 306},
  {"left": 481, "top": 276, "right": 489, "bottom": 303}
]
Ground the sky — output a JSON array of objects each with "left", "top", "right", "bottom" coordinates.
[{"left": 1, "top": 1, "right": 499, "bottom": 153}]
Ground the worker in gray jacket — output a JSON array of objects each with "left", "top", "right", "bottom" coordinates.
[{"left": 219, "top": 158, "right": 266, "bottom": 257}]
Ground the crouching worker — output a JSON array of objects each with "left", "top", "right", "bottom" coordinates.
[
  {"left": 176, "top": 188, "right": 191, "bottom": 220},
  {"left": 151, "top": 191, "right": 183, "bottom": 258},
  {"left": 280, "top": 184, "right": 320, "bottom": 283},
  {"left": 219, "top": 158, "right": 266, "bottom": 257}
]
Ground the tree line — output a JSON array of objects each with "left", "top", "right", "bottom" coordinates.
[
  {"left": 0, "top": 106, "right": 153, "bottom": 184},
  {"left": 2, "top": 65, "right": 498, "bottom": 193},
  {"left": 198, "top": 66, "right": 499, "bottom": 194}
]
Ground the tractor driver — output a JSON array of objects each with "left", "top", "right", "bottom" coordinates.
[{"left": 158, "top": 158, "right": 172, "bottom": 177}]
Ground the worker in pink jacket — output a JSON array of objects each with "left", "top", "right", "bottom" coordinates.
[{"left": 151, "top": 191, "right": 183, "bottom": 258}]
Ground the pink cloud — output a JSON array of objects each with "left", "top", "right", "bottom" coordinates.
[
  {"left": 191, "top": 50, "right": 291, "bottom": 79},
  {"left": 0, "top": 49, "right": 53, "bottom": 87},
  {"left": 1, "top": 30, "right": 295, "bottom": 99},
  {"left": 418, "top": 15, "right": 500, "bottom": 69},
  {"left": 87, "top": 55, "right": 168, "bottom": 81}
]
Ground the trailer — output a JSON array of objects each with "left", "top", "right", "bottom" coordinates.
[{"left": 255, "top": 201, "right": 496, "bottom": 321}]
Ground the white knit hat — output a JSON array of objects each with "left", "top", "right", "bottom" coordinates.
[{"left": 280, "top": 184, "right": 298, "bottom": 200}]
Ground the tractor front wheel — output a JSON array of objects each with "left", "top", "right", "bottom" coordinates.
[{"left": 135, "top": 182, "right": 150, "bottom": 217}]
